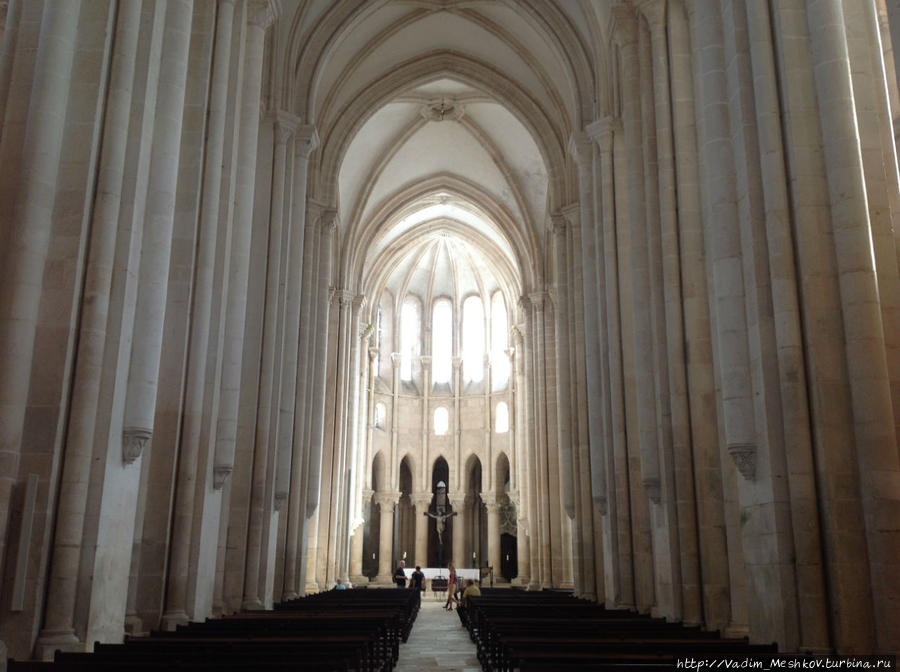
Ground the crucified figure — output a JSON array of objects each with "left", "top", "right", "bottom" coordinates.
[{"left": 424, "top": 509, "right": 457, "bottom": 546}]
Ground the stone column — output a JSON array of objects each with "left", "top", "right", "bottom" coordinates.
[
  {"left": 483, "top": 493, "right": 502, "bottom": 579},
  {"left": 807, "top": 0, "right": 900, "bottom": 650},
  {"left": 612, "top": 5, "right": 661, "bottom": 503},
  {"left": 349, "top": 489, "right": 373, "bottom": 585},
  {"left": 164, "top": 0, "right": 268, "bottom": 629},
  {"left": 639, "top": 0, "right": 702, "bottom": 624},
  {"left": 411, "top": 492, "right": 431, "bottom": 567},
  {"left": 280, "top": 157, "right": 319, "bottom": 599},
  {"left": 121, "top": 0, "right": 194, "bottom": 465},
  {"left": 374, "top": 491, "right": 400, "bottom": 583},
  {"left": 305, "top": 210, "right": 337, "bottom": 518},
  {"left": 448, "top": 493, "right": 466, "bottom": 568},
  {"left": 744, "top": 0, "right": 829, "bottom": 648},
  {"left": 0, "top": 0, "right": 81, "bottom": 575},
  {"left": 550, "top": 215, "right": 575, "bottom": 520},
  {"left": 36, "top": 0, "right": 141, "bottom": 650},
  {"left": 668, "top": 0, "right": 731, "bottom": 630},
  {"left": 569, "top": 132, "right": 606, "bottom": 516}
]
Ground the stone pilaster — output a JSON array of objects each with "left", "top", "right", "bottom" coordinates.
[{"left": 373, "top": 491, "right": 400, "bottom": 583}]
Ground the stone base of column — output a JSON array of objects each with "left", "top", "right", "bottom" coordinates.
[
  {"left": 374, "top": 574, "right": 396, "bottom": 586},
  {"left": 281, "top": 591, "right": 299, "bottom": 601},
  {"left": 350, "top": 575, "right": 370, "bottom": 587},
  {"left": 160, "top": 610, "right": 190, "bottom": 631},
  {"left": 124, "top": 612, "right": 145, "bottom": 636},
  {"left": 304, "top": 581, "right": 320, "bottom": 594},
  {"left": 559, "top": 580, "right": 575, "bottom": 590},
  {"left": 35, "top": 631, "right": 83, "bottom": 661},
  {"left": 241, "top": 598, "right": 265, "bottom": 611},
  {"left": 511, "top": 575, "right": 529, "bottom": 587},
  {"left": 527, "top": 579, "right": 541, "bottom": 591},
  {"left": 724, "top": 624, "right": 750, "bottom": 640}
]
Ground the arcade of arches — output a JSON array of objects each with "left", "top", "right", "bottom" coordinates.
[{"left": 0, "top": 0, "right": 899, "bottom": 661}]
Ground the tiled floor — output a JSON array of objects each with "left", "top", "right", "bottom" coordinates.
[{"left": 395, "top": 598, "right": 481, "bottom": 672}]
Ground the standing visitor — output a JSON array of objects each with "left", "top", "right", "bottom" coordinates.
[
  {"left": 393, "top": 560, "right": 407, "bottom": 588},
  {"left": 444, "top": 564, "right": 457, "bottom": 610}
]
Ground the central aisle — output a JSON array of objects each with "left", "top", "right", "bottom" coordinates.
[{"left": 395, "top": 598, "right": 481, "bottom": 672}]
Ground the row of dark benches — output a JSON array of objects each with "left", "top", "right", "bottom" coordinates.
[
  {"left": 459, "top": 589, "right": 778, "bottom": 671},
  {"left": 11, "top": 588, "right": 419, "bottom": 672}
]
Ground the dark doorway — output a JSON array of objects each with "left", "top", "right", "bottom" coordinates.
[
  {"left": 500, "top": 533, "right": 517, "bottom": 581},
  {"left": 427, "top": 457, "right": 451, "bottom": 567}
]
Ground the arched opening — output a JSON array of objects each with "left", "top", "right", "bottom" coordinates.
[
  {"left": 428, "top": 457, "right": 452, "bottom": 567},
  {"left": 364, "top": 451, "right": 387, "bottom": 578},
  {"left": 496, "top": 453, "right": 517, "bottom": 582},
  {"left": 464, "top": 454, "right": 486, "bottom": 569},
  {"left": 397, "top": 456, "right": 414, "bottom": 566}
]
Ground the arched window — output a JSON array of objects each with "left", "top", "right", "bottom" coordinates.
[
  {"left": 495, "top": 402, "right": 509, "bottom": 434},
  {"left": 400, "top": 297, "right": 419, "bottom": 381},
  {"left": 434, "top": 407, "right": 449, "bottom": 435},
  {"left": 462, "top": 295, "right": 484, "bottom": 382},
  {"left": 491, "top": 292, "right": 509, "bottom": 390},
  {"left": 432, "top": 299, "right": 452, "bottom": 384},
  {"left": 374, "top": 402, "right": 386, "bottom": 430}
]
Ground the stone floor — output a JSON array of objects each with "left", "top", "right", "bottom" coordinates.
[{"left": 395, "top": 597, "right": 481, "bottom": 672}]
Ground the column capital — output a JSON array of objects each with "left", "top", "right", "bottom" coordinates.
[
  {"left": 635, "top": 0, "right": 666, "bottom": 30},
  {"left": 390, "top": 352, "right": 402, "bottom": 367},
  {"left": 272, "top": 111, "right": 300, "bottom": 145},
  {"left": 451, "top": 356, "right": 463, "bottom": 370},
  {"left": 368, "top": 347, "right": 380, "bottom": 362},
  {"left": 550, "top": 212, "right": 568, "bottom": 236},
  {"left": 609, "top": 3, "right": 638, "bottom": 47},
  {"left": 567, "top": 130, "right": 593, "bottom": 167},
  {"left": 247, "top": 0, "right": 278, "bottom": 29},
  {"left": 122, "top": 427, "right": 152, "bottom": 465},
  {"left": 528, "top": 291, "right": 548, "bottom": 311},
  {"left": 481, "top": 492, "right": 500, "bottom": 511},
  {"left": 373, "top": 491, "right": 401, "bottom": 510},
  {"left": 419, "top": 355, "right": 432, "bottom": 368},
  {"left": 362, "top": 488, "right": 375, "bottom": 503},
  {"left": 410, "top": 492, "right": 432, "bottom": 509},
  {"left": 353, "top": 294, "right": 367, "bottom": 311},
  {"left": 447, "top": 493, "right": 467, "bottom": 509},
  {"left": 295, "top": 125, "right": 319, "bottom": 158},
  {"left": 318, "top": 208, "right": 338, "bottom": 234},
  {"left": 586, "top": 117, "right": 621, "bottom": 152}
]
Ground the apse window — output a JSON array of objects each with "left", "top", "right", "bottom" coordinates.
[
  {"left": 434, "top": 407, "right": 449, "bottom": 435},
  {"left": 432, "top": 299, "right": 452, "bottom": 384},
  {"left": 495, "top": 402, "right": 509, "bottom": 433},
  {"left": 462, "top": 295, "right": 485, "bottom": 383},
  {"left": 374, "top": 402, "right": 386, "bottom": 430},
  {"left": 400, "top": 298, "right": 419, "bottom": 381},
  {"left": 491, "top": 292, "right": 509, "bottom": 390}
]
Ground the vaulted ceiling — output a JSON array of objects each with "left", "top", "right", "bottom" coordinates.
[{"left": 272, "top": 0, "right": 612, "bottom": 304}]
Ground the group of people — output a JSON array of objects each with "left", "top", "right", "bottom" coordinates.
[{"left": 392, "top": 560, "right": 481, "bottom": 610}]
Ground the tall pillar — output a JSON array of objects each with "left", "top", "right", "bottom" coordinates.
[
  {"left": 483, "top": 493, "right": 501, "bottom": 579},
  {"left": 411, "top": 492, "right": 431, "bottom": 568},
  {"left": 550, "top": 216, "right": 575, "bottom": 520},
  {"left": 806, "top": 0, "right": 900, "bottom": 650},
  {"left": 36, "top": 0, "right": 140, "bottom": 651},
  {"left": 374, "top": 491, "right": 400, "bottom": 583},
  {"left": 349, "top": 490, "right": 372, "bottom": 585},
  {"left": 448, "top": 493, "right": 466, "bottom": 568},
  {"left": 280, "top": 142, "right": 319, "bottom": 599},
  {"left": 121, "top": 0, "right": 194, "bottom": 468},
  {"left": 164, "top": 0, "right": 269, "bottom": 629},
  {"left": 668, "top": 0, "right": 731, "bottom": 630},
  {"left": 304, "top": 210, "right": 337, "bottom": 518},
  {"left": 0, "top": 0, "right": 82, "bottom": 575}
]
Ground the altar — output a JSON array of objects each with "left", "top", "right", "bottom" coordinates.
[{"left": 403, "top": 567, "right": 480, "bottom": 581}]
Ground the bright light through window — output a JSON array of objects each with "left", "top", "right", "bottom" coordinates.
[
  {"left": 400, "top": 298, "right": 419, "bottom": 381},
  {"left": 432, "top": 300, "right": 452, "bottom": 384},
  {"left": 375, "top": 403, "right": 386, "bottom": 429},
  {"left": 463, "top": 296, "right": 484, "bottom": 382},
  {"left": 495, "top": 402, "right": 509, "bottom": 433},
  {"left": 434, "top": 407, "right": 449, "bottom": 435},
  {"left": 491, "top": 293, "right": 509, "bottom": 390}
]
